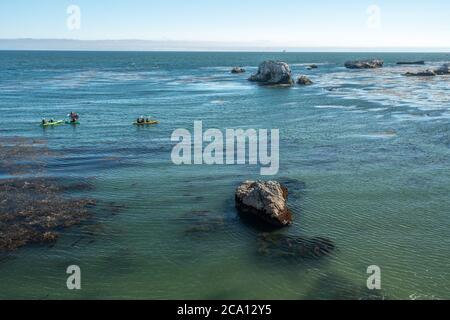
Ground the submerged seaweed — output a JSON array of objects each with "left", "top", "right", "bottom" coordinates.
[
  {"left": 0, "top": 178, "right": 96, "bottom": 251},
  {"left": 0, "top": 137, "right": 54, "bottom": 176},
  {"left": 304, "top": 272, "right": 386, "bottom": 300},
  {"left": 0, "top": 137, "right": 97, "bottom": 251},
  {"left": 258, "top": 233, "right": 335, "bottom": 259},
  {"left": 181, "top": 210, "right": 227, "bottom": 235}
]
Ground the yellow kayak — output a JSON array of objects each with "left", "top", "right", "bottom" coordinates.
[
  {"left": 40, "top": 120, "right": 64, "bottom": 127},
  {"left": 134, "top": 121, "right": 159, "bottom": 125}
]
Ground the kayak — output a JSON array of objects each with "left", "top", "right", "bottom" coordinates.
[
  {"left": 134, "top": 121, "right": 159, "bottom": 125},
  {"left": 40, "top": 120, "right": 64, "bottom": 127},
  {"left": 65, "top": 121, "right": 80, "bottom": 125}
]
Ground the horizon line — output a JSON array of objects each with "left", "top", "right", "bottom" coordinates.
[{"left": 1, "top": 39, "right": 450, "bottom": 53}]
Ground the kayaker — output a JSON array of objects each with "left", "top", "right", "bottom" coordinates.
[
  {"left": 69, "top": 112, "right": 79, "bottom": 123},
  {"left": 42, "top": 118, "right": 47, "bottom": 125}
]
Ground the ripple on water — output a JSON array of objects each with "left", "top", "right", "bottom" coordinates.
[
  {"left": 316, "top": 65, "right": 450, "bottom": 112},
  {"left": 2, "top": 52, "right": 450, "bottom": 299}
]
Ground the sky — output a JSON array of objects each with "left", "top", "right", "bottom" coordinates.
[{"left": 1, "top": 0, "right": 450, "bottom": 49}]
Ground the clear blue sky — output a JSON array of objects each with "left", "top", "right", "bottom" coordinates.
[{"left": 1, "top": 0, "right": 450, "bottom": 48}]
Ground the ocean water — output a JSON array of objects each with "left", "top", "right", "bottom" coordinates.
[{"left": 1, "top": 51, "right": 450, "bottom": 300}]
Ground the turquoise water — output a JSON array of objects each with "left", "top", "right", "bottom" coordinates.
[{"left": 1, "top": 51, "right": 450, "bottom": 299}]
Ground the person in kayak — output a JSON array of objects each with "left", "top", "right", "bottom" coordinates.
[
  {"left": 42, "top": 118, "right": 47, "bottom": 125},
  {"left": 137, "top": 116, "right": 145, "bottom": 124},
  {"left": 68, "top": 112, "right": 79, "bottom": 123}
]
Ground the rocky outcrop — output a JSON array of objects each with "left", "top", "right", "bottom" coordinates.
[
  {"left": 344, "top": 59, "right": 384, "bottom": 69},
  {"left": 248, "top": 61, "right": 294, "bottom": 86},
  {"left": 434, "top": 64, "right": 450, "bottom": 75},
  {"left": 397, "top": 61, "right": 425, "bottom": 65},
  {"left": 307, "top": 64, "right": 318, "bottom": 70},
  {"left": 235, "top": 180, "right": 293, "bottom": 227},
  {"left": 404, "top": 70, "right": 436, "bottom": 77},
  {"left": 231, "top": 67, "right": 246, "bottom": 74},
  {"left": 404, "top": 64, "right": 450, "bottom": 77},
  {"left": 297, "top": 75, "right": 313, "bottom": 85}
]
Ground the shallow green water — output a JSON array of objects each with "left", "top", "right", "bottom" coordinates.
[{"left": 1, "top": 52, "right": 450, "bottom": 299}]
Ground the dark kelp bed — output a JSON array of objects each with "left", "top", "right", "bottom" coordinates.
[{"left": 0, "top": 137, "right": 96, "bottom": 251}]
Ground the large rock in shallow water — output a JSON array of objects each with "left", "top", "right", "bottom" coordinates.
[
  {"left": 344, "top": 59, "right": 383, "bottom": 69},
  {"left": 235, "top": 180, "right": 293, "bottom": 227},
  {"left": 248, "top": 61, "right": 294, "bottom": 85}
]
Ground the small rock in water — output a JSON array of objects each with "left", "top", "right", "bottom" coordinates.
[
  {"left": 235, "top": 180, "right": 293, "bottom": 227},
  {"left": 248, "top": 61, "right": 294, "bottom": 86},
  {"left": 231, "top": 67, "right": 246, "bottom": 74},
  {"left": 404, "top": 70, "right": 436, "bottom": 77},
  {"left": 396, "top": 61, "right": 425, "bottom": 65},
  {"left": 258, "top": 233, "right": 335, "bottom": 259},
  {"left": 344, "top": 59, "right": 383, "bottom": 69},
  {"left": 297, "top": 75, "right": 313, "bottom": 85}
]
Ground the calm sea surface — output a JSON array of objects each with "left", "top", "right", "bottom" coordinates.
[{"left": 1, "top": 51, "right": 450, "bottom": 299}]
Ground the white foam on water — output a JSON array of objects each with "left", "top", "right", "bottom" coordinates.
[
  {"left": 210, "top": 100, "right": 226, "bottom": 105},
  {"left": 367, "top": 107, "right": 389, "bottom": 112},
  {"left": 392, "top": 113, "right": 430, "bottom": 122},
  {"left": 349, "top": 109, "right": 369, "bottom": 113},
  {"left": 314, "top": 105, "right": 356, "bottom": 110},
  {"left": 354, "top": 133, "right": 397, "bottom": 139},
  {"left": 316, "top": 65, "right": 450, "bottom": 113}
]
